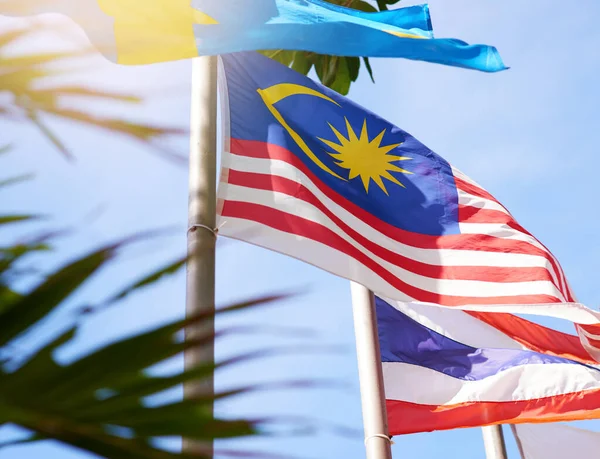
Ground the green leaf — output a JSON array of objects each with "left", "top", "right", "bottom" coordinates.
[
  {"left": 260, "top": 50, "right": 295, "bottom": 67},
  {"left": 0, "top": 224, "right": 304, "bottom": 458},
  {"left": 0, "top": 215, "right": 37, "bottom": 226},
  {"left": 104, "top": 255, "right": 188, "bottom": 305},
  {"left": 329, "top": 58, "right": 352, "bottom": 96},
  {"left": 0, "top": 328, "right": 77, "bottom": 395},
  {"left": 291, "top": 52, "right": 313, "bottom": 75},
  {"left": 0, "top": 287, "right": 21, "bottom": 316},
  {"left": 0, "top": 26, "right": 185, "bottom": 162},
  {"left": 25, "top": 111, "right": 74, "bottom": 161},
  {"left": 0, "top": 174, "right": 34, "bottom": 189},
  {"left": 0, "top": 242, "right": 51, "bottom": 279},
  {"left": 348, "top": 0, "right": 378, "bottom": 13},
  {"left": 363, "top": 57, "right": 375, "bottom": 83},
  {"left": 262, "top": 0, "right": 394, "bottom": 90},
  {"left": 0, "top": 246, "right": 114, "bottom": 346},
  {"left": 347, "top": 57, "right": 360, "bottom": 83}
]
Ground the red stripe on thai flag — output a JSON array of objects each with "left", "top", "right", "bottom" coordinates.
[{"left": 386, "top": 392, "right": 600, "bottom": 435}]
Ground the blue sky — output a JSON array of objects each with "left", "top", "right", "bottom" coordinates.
[{"left": 1, "top": 1, "right": 600, "bottom": 458}]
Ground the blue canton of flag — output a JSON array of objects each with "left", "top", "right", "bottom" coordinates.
[
  {"left": 222, "top": 52, "right": 459, "bottom": 236},
  {"left": 217, "top": 52, "right": 580, "bottom": 312}
]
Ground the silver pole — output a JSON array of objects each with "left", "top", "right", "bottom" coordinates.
[
  {"left": 183, "top": 55, "right": 218, "bottom": 456},
  {"left": 509, "top": 425, "right": 527, "bottom": 459},
  {"left": 351, "top": 282, "right": 393, "bottom": 459},
  {"left": 482, "top": 425, "right": 509, "bottom": 459}
]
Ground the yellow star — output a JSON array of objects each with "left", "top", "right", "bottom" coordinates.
[{"left": 318, "top": 119, "right": 412, "bottom": 195}]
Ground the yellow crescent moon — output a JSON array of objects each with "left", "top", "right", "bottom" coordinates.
[{"left": 257, "top": 83, "right": 346, "bottom": 181}]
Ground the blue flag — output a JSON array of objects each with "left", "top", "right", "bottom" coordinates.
[
  {"left": 195, "top": 1, "right": 505, "bottom": 72},
  {"left": 2, "top": 0, "right": 505, "bottom": 71}
]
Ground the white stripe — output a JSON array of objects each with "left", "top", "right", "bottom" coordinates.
[
  {"left": 458, "top": 221, "right": 565, "bottom": 295},
  {"left": 217, "top": 215, "right": 416, "bottom": 302},
  {"left": 577, "top": 331, "right": 600, "bottom": 362},
  {"left": 453, "top": 164, "right": 569, "bottom": 297},
  {"left": 452, "top": 166, "right": 489, "bottom": 191},
  {"left": 458, "top": 188, "right": 510, "bottom": 215},
  {"left": 578, "top": 327, "right": 600, "bottom": 341},
  {"left": 383, "top": 362, "right": 600, "bottom": 405},
  {"left": 452, "top": 164, "right": 568, "bottom": 296},
  {"left": 381, "top": 299, "right": 526, "bottom": 350},
  {"left": 224, "top": 155, "right": 560, "bottom": 270},
  {"left": 224, "top": 183, "right": 565, "bottom": 299}
]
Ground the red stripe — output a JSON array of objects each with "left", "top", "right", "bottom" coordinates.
[
  {"left": 228, "top": 169, "right": 561, "bottom": 288},
  {"left": 581, "top": 336, "right": 600, "bottom": 349},
  {"left": 503, "top": 218, "right": 570, "bottom": 301},
  {"left": 228, "top": 139, "right": 569, "bottom": 298},
  {"left": 577, "top": 325, "right": 600, "bottom": 349},
  {"left": 221, "top": 200, "right": 561, "bottom": 306},
  {"left": 466, "top": 311, "right": 597, "bottom": 364},
  {"left": 454, "top": 176, "right": 508, "bottom": 211},
  {"left": 386, "top": 391, "right": 600, "bottom": 435},
  {"left": 458, "top": 206, "right": 515, "bottom": 224},
  {"left": 458, "top": 208, "right": 570, "bottom": 300},
  {"left": 454, "top": 181, "right": 571, "bottom": 302},
  {"left": 578, "top": 324, "right": 600, "bottom": 335}
]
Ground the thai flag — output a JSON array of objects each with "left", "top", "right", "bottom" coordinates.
[{"left": 377, "top": 297, "right": 600, "bottom": 435}]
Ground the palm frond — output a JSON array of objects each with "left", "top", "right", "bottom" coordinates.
[
  {"left": 0, "top": 217, "right": 319, "bottom": 458},
  {"left": 265, "top": 0, "right": 400, "bottom": 94},
  {"left": 0, "top": 26, "right": 185, "bottom": 162}
]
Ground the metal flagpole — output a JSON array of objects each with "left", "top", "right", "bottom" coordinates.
[
  {"left": 482, "top": 425, "right": 509, "bottom": 459},
  {"left": 509, "top": 425, "right": 527, "bottom": 459},
  {"left": 183, "top": 55, "right": 219, "bottom": 456},
  {"left": 351, "top": 282, "right": 393, "bottom": 459}
]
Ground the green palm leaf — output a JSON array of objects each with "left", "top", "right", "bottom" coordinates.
[
  {"left": 264, "top": 0, "right": 402, "bottom": 94},
  {"left": 0, "top": 237, "right": 294, "bottom": 458},
  {"left": 0, "top": 26, "right": 185, "bottom": 161}
]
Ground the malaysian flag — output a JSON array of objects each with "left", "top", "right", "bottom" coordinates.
[{"left": 216, "top": 52, "right": 593, "bottom": 321}]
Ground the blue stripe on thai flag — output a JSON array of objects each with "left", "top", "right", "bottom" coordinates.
[{"left": 377, "top": 298, "right": 600, "bottom": 435}]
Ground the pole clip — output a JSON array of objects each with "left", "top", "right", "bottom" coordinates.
[
  {"left": 364, "top": 434, "right": 394, "bottom": 446},
  {"left": 187, "top": 221, "right": 227, "bottom": 237},
  {"left": 188, "top": 224, "right": 218, "bottom": 237}
]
